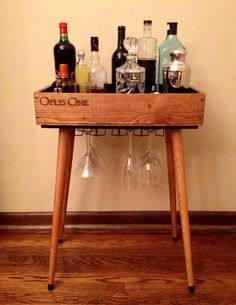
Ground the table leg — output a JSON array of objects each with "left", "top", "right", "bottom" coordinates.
[
  {"left": 48, "top": 128, "right": 74, "bottom": 291},
  {"left": 171, "top": 129, "right": 194, "bottom": 293},
  {"left": 165, "top": 129, "right": 178, "bottom": 240},
  {"left": 58, "top": 128, "right": 75, "bottom": 243}
]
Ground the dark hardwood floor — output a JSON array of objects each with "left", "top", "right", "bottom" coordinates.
[{"left": 0, "top": 230, "right": 235, "bottom": 304}]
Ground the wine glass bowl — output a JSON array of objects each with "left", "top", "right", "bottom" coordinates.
[
  {"left": 138, "top": 150, "right": 161, "bottom": 188},
  {"left": 122, "top": 131, "right": 137, "bottom": 190},
  {"left": 75, "top": 133, "right": 104, "bottom": 178},
  {"left": 138, "top": 131, "right": 161, "bottom": 188}
]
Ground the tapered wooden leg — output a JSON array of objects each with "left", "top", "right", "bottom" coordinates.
[
  {"left": 58, "top": 128, "right": 75, "bottom": 243},
  {"left": 165, "top": 129, "right": 178, "bottom": 240},
  {"left": 171, "top": 129, "right": 194, "bottom": 293},
  {"left": 48, "top": 128, "right": 74, "bottom": 291}
]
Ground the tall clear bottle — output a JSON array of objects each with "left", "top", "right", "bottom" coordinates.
[
  {"left": 111, "top": 26, "right": 128, "bottom": 92},
  {"left": 88, "top": 37, "right": 107, "bottom": 93},
  {"left": 75, "top": 50, "right": 90, "bottom": 92},
  {"left": 158, "top": 22, "right": 185, "bottom": 92},
  {"left": 54, "top": 22, "right": 76, "bottom": 80},
  {"left": 138, "top": 20, "right": 157, "bottom": 93}
]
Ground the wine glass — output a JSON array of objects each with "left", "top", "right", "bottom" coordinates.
[
  {"left": 88, "top": 134, "right": 104, "bottom": 169},
  {"left": 75, "top": 133, "right": 103, "bottom": 178},
  {"left": 138, "top": 131, "right": 161, "bottom": 188},
  {"left": 122, "top": 131, "right": 137, "bottom": 190}
]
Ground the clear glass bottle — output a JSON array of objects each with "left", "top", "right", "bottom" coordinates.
[
  {"left": 54, "top": 63, "right": 76, "bottom": 93},
  {"left": 88, "top": 37, "right": 107, "bottom": 93},
  {"left": 75, "top": 50, "right": 90, "bottom": 92},
  {"left": 158, "top": 22, "right": 185, "bottom": 92},
  {"left": 116, "top": 37, "right": 145, "bottom": 94},
  {"left": 111, "top": 26, "right": 128, "bottom": 92},
  {"left": 138, "top": 20, "right": 157, "bottom": 93}
]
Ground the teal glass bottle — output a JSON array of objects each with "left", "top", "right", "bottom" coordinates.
[{"left": 158, "top": 22, "right": 185, "bottom": 92}]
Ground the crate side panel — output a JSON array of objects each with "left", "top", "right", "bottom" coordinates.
[{"left": 34, "top": 92, "right": 205, "bottom": 127}]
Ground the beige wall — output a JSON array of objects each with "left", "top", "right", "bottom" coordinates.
[{"left": 0, "top": 0, "right": 235, "bottom": 212}]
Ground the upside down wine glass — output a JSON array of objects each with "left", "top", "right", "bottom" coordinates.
[
  {"left": 138, "top": 131, "right": 161, "bottom": 188},
  {"left": 122, "top": 131, "right": 137, "bottom": 190},
  {"left": 75, "top": 133, "right": 103, "bottom": 178}
]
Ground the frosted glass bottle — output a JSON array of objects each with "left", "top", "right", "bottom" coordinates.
[
  {"left": 75, "top": 50, "right": 90, "bottom": 92},
  {"left": 158, "top": 22, "right": 185, "bottom": 92},
  {"left": 88, "top": 37, "right": 107, "bottom": 93}
]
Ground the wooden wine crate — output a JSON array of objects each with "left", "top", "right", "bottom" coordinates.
[{"left": 33, "top": 86, "right": 205, "bottom": 127}]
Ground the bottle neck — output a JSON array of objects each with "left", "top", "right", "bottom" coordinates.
[
  {"left": 166, "top": 34, "right": 178, "bottom": 40},
  {"left": 143, "top": 25, "right": 152, "bottom": 37},
  {"left": 90, "top": 51, "right": 100, "bottom": 64},
  {"left": 77, "top": 54, "right": 86, "bottom": 65},
  {"left": 167, "top": 26, "right": 178, "bottom": 37},
  {"left": 126, "top": 54, "right": 137, "bottom": 63},
  {"left": 60, "top": 74, "right": 69, "bottom": 80},
  {"left": 118, "top": 29, "right": 126, "bottom": 48},
  {"left": 91, "top": 37, "right": 99, "bottom": 52},
  {"left": 60, "top": 70, "right": 69, "bottom": 80},
  {"left": 78, "top": 57, "right": 86, "bottom": 65},
  {"left": 59, "top": 70, "right": 69, "bottom": 80},
  {"left": 60, "top": 27, "right": 68, "bottom": 42}
]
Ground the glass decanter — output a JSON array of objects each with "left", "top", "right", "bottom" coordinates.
[{"left": 116, "top": 37, "right": 145, "bottom": 93}]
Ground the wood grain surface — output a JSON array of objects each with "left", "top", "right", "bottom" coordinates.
[
  {"left": 34, "top": 89, "right": 205, "bottom": 127},
  {"left": 0, "top": 232, "right": 235, "bottom": 304}
]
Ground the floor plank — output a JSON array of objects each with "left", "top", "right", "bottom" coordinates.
[{"left": 0, "top": 232, "right": 235, "bottom": 304}]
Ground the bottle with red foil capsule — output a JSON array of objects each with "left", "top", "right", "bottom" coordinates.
[
  {"left": 54, "top": 64, "right": 76, "bottom": 93},
  {"left": 54, "top": 22, "right": 76, "bottom": 80}
]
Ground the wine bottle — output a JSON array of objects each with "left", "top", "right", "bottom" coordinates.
[
  {"left": 138, "top": 20, "right": 157, "bottom": 93},
  {"left": 54, "top": 64, "right": 76, "bottom": 93},
  {"left": 75, "top": 50, "right": 90, "bottom": 92},
  {"left": 111, "top": 26, "right": 127, "bottom": 92},
  {"left": 54, "top": 22, "right": 76, "bottom": 80},
  {"left": 158, "top": 22, "right": 185, "bottom": 92},
  {"left": 88, "top": 37, "right": 107, "bottom": 93}
]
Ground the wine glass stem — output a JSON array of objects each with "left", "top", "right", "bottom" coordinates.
[
  {"left": 148, "top": 131, "right": 153, "bottom": 151},
  {"left": 86, "top": 133, "right": 90, "bottom": 152},
  {"left": 128, "top": 131, "right": 132, "bottom": 154},
  {"left": 89, "top": 133, "right": 93, "bottom": 146}
]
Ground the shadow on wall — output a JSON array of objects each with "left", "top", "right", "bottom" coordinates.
[
  {"left": 72, "top": 132, "right": 167, "bottom": 211},
  {"left": 184, "top": 93, "right": 230, "bottom": 210}
]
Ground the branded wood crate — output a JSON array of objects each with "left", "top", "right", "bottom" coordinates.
[{"left": 34, "top": 85, "right": 205, "bottom": 127}]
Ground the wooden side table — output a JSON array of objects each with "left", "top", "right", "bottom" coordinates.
[{"left": 34, "top": 87, "right": 205, "bottom": 292}]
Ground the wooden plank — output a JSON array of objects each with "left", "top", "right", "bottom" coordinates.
[
  {"left": 0, "top": 233, "right": 236, "bottom": 304},
  {"left": 34, "top": 88, "right": 205, "bottom": 127}
]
